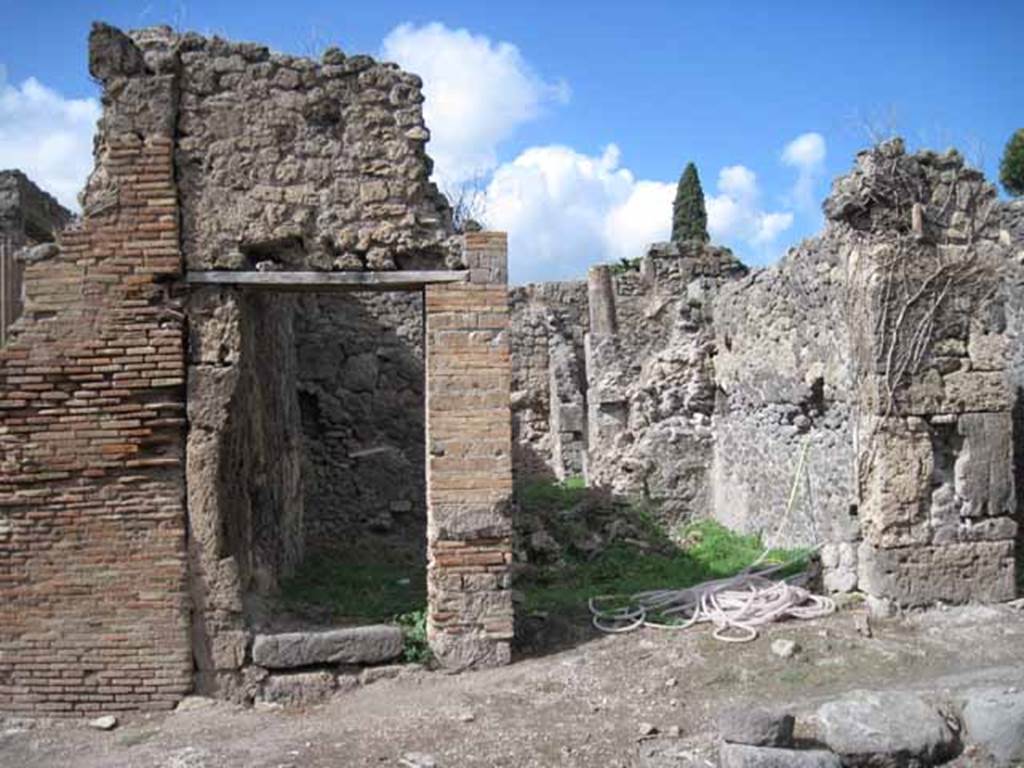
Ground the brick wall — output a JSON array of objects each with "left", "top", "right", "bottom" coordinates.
[
  {"left": 425, "top": 233, "right": 515, "bottom": 668},
  {"left": 0, "top": 134, "right": 191, "bottom": 716}
]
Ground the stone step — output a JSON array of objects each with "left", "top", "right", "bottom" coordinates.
[{"left": 253, "top": 625, "right": 404, "bottom": 669}]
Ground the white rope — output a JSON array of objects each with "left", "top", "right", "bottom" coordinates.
[
  {"left": 589, "top": 440, "right": 836, "bottom": 642},
  {"left": 588, "top": 561, "right": 835, "bottom": 642}
]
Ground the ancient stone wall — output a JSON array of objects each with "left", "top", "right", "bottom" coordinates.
[
  {"left": 0, "top": 88, "right": 191, "bottom": 719},
  {"left": 837, "top": 142, "right": 1018, "bottom": 604},
  {"left": 294, "top": 292, "right": 425, "bottom": 548},
  {"left": 584, "top": 244, "right": 745, "bottom": 528},
  {"left": 711, "top": 234, "right": 860, "bottom": 591},
  {"left": 0, "top": 172, "right": 72, "bottom": 346},
  {"left": 509, "top": 280, "right": 588, "bottom": 483},
  {"left": 186, "top": 288, "right": 305, "bottom": 696},
  {"left": 112, "top": 26, "right": 457, "bottom": 273}
]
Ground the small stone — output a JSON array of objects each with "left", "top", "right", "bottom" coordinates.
[
  {"left": 456, "top": 709, "right": 475, "bottom": 723},
  {"left": 771, "top": 639, "right": 799, "bottom": 659},
  {"left": 665, "top": 677, "right": 678, "bottom": 688},
  {"left": 400, "top": 753, "right": 437, "bottom": 768},
  {"left": 639, "top": 722, "right": 658, "bottom": 737},
  {"left": 88, "top": 715, "right": 118, "bottom": 731},
  {"left": 719, "top": 743, "right": 841, "bottom": 768},
  {"left": 718, "top": 707, "right": 795, "bottom": 747},
  {"left": 666, "top": 725, "right": 681, "bottom": 738}
]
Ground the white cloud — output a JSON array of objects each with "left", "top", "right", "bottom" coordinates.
[
  {"left": 483, "top": 144, "right": 674, "bottom": 283},
  {"left": 781, "top": 131, "right": 826, "bottom": 210},
  {"left": 706, "top": 164, "right": 794, "bottom": 250},
  {"left": 0, "top": 73, "right": 99, "bottom": 210},
  {"left": 381, "top": 22, "right": 568, "bottom": 187}
]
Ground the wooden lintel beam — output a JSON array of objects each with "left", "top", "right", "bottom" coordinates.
[{"left": 185, "top": 270, "right": 470, "bottom": 291}]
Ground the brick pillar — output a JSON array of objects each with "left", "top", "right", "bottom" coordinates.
[{"left": 424, "top": 231, "right": 514, "bottom": 668}]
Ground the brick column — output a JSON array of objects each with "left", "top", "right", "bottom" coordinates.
[{"left": 424, "top": 232, "right": 514, "bottom": 668}]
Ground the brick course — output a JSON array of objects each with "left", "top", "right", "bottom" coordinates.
[{"left": 0, "top": 135, "right": 191, "bottom": 716}]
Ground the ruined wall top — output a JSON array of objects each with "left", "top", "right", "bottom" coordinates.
[
  {"left": 824, "top": 138, "right": 1001, "bottom": 245},
  {"left": 0, "top": 170, "right": 71, "bottom": 243},
  {"left": 84, "top": 22, "right": 458, "bottom": 272}
]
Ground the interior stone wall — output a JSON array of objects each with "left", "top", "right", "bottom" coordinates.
[
  {"left": 294, "top": 292, "right": 425, "bottom": 549},
  {"left": 584, "top": 244, "right": 745, "bottom": 529},
  {"left": 186, "top": 287, "right": 305, "bottom": 695},
  {"left": 508, "top": 281, "right": 588, "bottom": 483},
  {"left": 711, "top": 234, "right": 860, "bottom": 590}
]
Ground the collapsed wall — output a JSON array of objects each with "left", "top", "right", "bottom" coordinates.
[
  {"left": 511, "top": 142, "right": 1022, "bottom": 604},
  {"left": 0, "top": 172, "right": 72, "bottom": 345}
]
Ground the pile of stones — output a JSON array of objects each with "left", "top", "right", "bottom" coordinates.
[{"left": 716, "top": 687, "right": 1024, "bottom": 767}]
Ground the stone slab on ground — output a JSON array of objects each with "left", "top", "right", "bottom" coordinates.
[
  {"left": 816, "top": 690, "right": 958, "bottom": 766},
  {"left": 720, "top": 744, "right": 841, "bottom": 768},
  {"left": 718, "top": 707, "right": 795, "bottom": 747},
  {"left": 961, "top": 688, "right": 1024, "bottom": 766},
  {"left": 259, "top": 670, "right": 337, "bottom": 706},
  {"left": 252, "top": 625, "right": 403, "bottom": 669}
]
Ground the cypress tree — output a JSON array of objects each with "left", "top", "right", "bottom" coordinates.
[
  {"left": 1000, "top": 129, "right": 1024, "bottom": 197},
  {"left": 672, "top": 162, "right": 709, "bottom": 243}
]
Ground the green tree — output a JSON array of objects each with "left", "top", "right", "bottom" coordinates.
[
  {"left": 1000, "top": 129, "right": 1024, "bottom": 197},
  {"left": 672, "top": 162, "right": 709, "bottom": 243}
]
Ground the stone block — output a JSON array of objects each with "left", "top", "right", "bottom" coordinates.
[
  {"left": 961, "top": 687, "right": 1024, "bottom": 765},
  {"left": 252, "top": 626, "right": 403, "bottom": 669},
  {"left": 858, "top": 540, "right": 1016, "bottom": 605},
  {"left": 718, "top": 707, "right": 795, "bottom": 747},
  {"left": 817, "top": 690, "right": 957, "bottom": 767},
  {"left": 719, "top": 744, "right": 840, "bottom": 768},
  {"left": 260, "top": 670, "right": 337, "bottom": 706}
]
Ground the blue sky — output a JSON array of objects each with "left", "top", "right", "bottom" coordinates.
[{"left": 1, "top": 1, "right": 1021, "bottom": 282}]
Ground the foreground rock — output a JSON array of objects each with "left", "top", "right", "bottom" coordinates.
[
  {"left": 720, "top": 744, "right": 841, "bottom": 768},
  {"left": 817, "top": 690, "right": 958, "bottom": 766},
  {"left": 718, "top": 707, "right": 795, "bottom": 747},
  {"left": 961, "top": 688, "right": 1024, "bottom": 766},
  {"left": 252, "top": 626, "right": 403, "bottom": 669}
]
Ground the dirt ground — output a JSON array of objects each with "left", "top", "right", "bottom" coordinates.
[{"left": 4, "top": 601, "right": 1024, "bottom": 768}]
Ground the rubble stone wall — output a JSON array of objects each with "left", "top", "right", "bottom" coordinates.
[
  {"left": 186, "top": 288, "right": 305, "bottom": 696},
  {"left": 294, "top": 292, "right": 425, "bottom": 548},
  {"left": 0, "top": 172, "right": 72, "bottom": 346},
  {"left": 508, "top": 280, "right": 588, "bottom": 483},
  {"left": 711, "top": 235, "right": 860, "bottom": 590}
]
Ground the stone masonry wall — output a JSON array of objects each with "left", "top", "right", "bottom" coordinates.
[
  {"left": 114, "top": 26, "right": 458, "bottom": 272},
  {"left": 0, "top": 171, "right": 72, "bottom": 346},
  {"left": 294, "top": 292, "right": 425, "bottom": 548},
  {"left": 839, "top": 141, "right": 1018, "bottom": 604},
  {"left": 585, "top": 243, "right": 745, "bottom": 529},
  {"left": 509, "top": 281, "right": 588, "bottom": 483},
  {"left": 186, "top": 288, "right": 305, "bottom": 696},
  {"left": 712, "top": 234, "right": 860, "bottom": 591},
  {"left": 0, "top": 125, "right": 191, "bottom": 721}
]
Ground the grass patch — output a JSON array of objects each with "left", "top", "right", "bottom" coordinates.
[
  {"left": 279, "top": 550, "right": 426, "bottom": 623},
  {"left": 521, "top": 519, "right": 809, "bottom": 617},
  {"left": 518, "top": 475, "right": 587, "bottom": 510}
]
